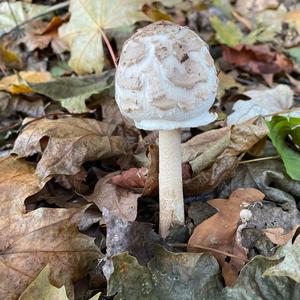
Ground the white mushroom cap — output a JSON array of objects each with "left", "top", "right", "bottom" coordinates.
[{"left": 115, "top": 21, "right": 218, "bottom": 130}]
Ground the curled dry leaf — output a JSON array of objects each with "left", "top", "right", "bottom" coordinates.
[
  {"left": 12, "top": 118, "right": 127, "bottom": 184},
  {"left": 21, "top": 16, "right": 68, "bottom": 53},
  {"left": 0, "top": 157, "right": 100, "bottom": 300},
  {"left": 89, "top": 173, "right": 140, "bottom": 222},
  {"left": 183, "top": 117, "right": 269, "bottom": 195},
  {"left": 188, "top": 188, "right": 265, "bottom": 286},
  {"left": 222, "top": 44, "right": 293, "bottom": 85},
  {"left": 227, "top": 84, "right": 294, "bottom": 125}
]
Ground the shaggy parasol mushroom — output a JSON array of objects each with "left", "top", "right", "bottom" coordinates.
[{"left": 115, "top": 21, "right": 218, "bottom": 238}]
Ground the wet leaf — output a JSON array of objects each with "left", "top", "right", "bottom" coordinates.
[
  {"left": 18, "top": 266, "right": 68, "bottom": 300},
  {"left": 0, "top": 157, "right": 100, "bottom": 300},
  {"left": 58, "top": 0, "right": 148, "bottom": 74},
  {"left": 30, "top": 70, "right": 115, "bottom": 113},
  {"left": 227, "top": 84, "right": 294, "bottom": 125},
  {"left": 89, "top": 173, "right": 140, "bottom": 221},
  {"left": 264, "top": 234, "right": 300, "bottom": 283},
  {"left": 223, "top": 255, "right": 300, "bottom": 299},
  {"left": 12, "top": 118, "right": 127, "bottom": 184},
  {"left": 267, "top": 116, "right": 300, "bottom": 180},
  {"left": 109, "top": 246, "right": 223, "bottom": 299}
]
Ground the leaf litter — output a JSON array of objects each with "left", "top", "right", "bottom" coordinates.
[{"left": 1, "top": 0, "right": 300, "bottom": 298}]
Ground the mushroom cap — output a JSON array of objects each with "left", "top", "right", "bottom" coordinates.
[{"left": 115, "top": 21, "right": 218, "bottom": 130}]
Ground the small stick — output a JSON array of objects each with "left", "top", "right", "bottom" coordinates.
[
  {"left": 170, "top": 242, "right": 250, "bottom": 262},
  {"left": 99, "top": 28, "right": 118, "bottom": 68}
]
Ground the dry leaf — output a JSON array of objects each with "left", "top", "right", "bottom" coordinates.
[
  {"left": 111, "top": 167, "right": 148, "bottom": 190},
  {"left": 284, "top": 10, "right": 300, "bottom": 34},
  {"left": 12, "top": 118, "right": 127, "bottom": 184},
  {"left": 0, "top": 71, "right": 53, "bottom": 94},
  {"left": 188, "top": 188, "right": 265, "bottom": 285},
  {"left": 18, "top": 266, "right": 68, "bottom": 300},
  {"left": 21, "top": 16, "right": 68, "bottom": 53},
  {"left": 222, "top": 44, "right": 293, "bottom": 85},
  {"left": 183, "top": 118, "right": 269, "bottom": 195},
  {"left": 59, "top": 0, "right": 148, "bottom": 74},
  {"left": 89, "top": 173, "right": 140, "bottom": 221},
  {"left": 263, "top": 226, "right": 299, "bottom": 246},
  {"left": 0, "top": 157, "right": 100, "bottom": 300},
  {"left": 227, "top": 84, "right": 294, "bottom": 125}
]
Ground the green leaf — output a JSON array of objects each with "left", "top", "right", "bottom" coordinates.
[
  {"left": 210, "top": 16, "right": 243, "bottom": 47},
  {"left": 286, "top": 47, "right": 300, "bottom": 65},
  {"left": 109, "top": 246, "right": 223, "bottom": 300},
  {"left": 30, "top": 70, "right": 115, "bottom": 113},
  {"left": 267, "top": 116, "right": 300, "bottom": 180}
]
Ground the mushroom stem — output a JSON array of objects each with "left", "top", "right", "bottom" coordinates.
[{"left": 159, "top": 129, "right": 184, "bottom": 238}]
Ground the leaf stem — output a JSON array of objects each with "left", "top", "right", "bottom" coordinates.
[
  {"left": 100, "top": 28, "right": 118, "bottom": 68},
  {"left": 170, "top": 243, "right": 250, "bottom": 262}
]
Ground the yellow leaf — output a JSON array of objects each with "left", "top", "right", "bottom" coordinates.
[
  {"left": 0, "top": 71, "right": 53, "bottom": 94},
  {"left": 0, "top": 45, "right": 22, "bottom": 68},
  {"left": 18, "top": 266, "right": 68, "bottom": 300},
  {"left": 284, "top": 10, "right": 300, "bottom": 34},
  {"left": 58, "top": 0, "right": 149, "bottom": 75}
]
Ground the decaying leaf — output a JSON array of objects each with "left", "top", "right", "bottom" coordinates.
[
  {"left": 109, "top": 246, "right": 223, "bottom": 299},
  {"left": 58, "top": 0, "right": 149, "bottom": 74},
  {"left": 217, "top": 71, "right": 245, "bottom": 99},
  {"left": 264, "top": 234, "right": 300, "bottom": 283},
  {"left": 0, "top": 157, "right": 100, "bottom": 300},
  {"left": 267, "top": 116, "right": 300, "bottom": 180},
  {"left": 0, "top": 71, "right": 53, "bottom": 94},
  {"left": 18, "top": 266, "right": 68, "bottom": 300},
  {"left": 183, "top": 118, "right": 269, "bottom": 195},
  {"left": 12, "top": 118, "right": 127, "bottom": 184},
  {"left": 188, "top": 188, "right": 265, "bottom": 285},
  {"left": 227, "top": 84, "right": 294, "bottom": 125},
  {"left": 222, "top": 44, "right": 294, "bottom": 85},
  {"left": 89, "top": 173, "right": 140, "bottom": 221},
  {"left": 0, "top": 44, "right": 23, "bottom": 70},
  {"left": 30, "top": 70, "right": 115, "bottom": 113}
]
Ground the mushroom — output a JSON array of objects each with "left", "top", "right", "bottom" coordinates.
[{"left": 115, "top": 21, "right": 218, "bottom": 238}]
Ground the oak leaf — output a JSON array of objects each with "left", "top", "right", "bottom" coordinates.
[
  {"left": 12, "top": 118, "right": 127, "bottom": 184},
  {"left": 0, "top": 157, "right": 100, "bottom": 300}
]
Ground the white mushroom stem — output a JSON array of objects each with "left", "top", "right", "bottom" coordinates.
[{"left": 159, "top": 129, "right": 184, "bottom": 238}]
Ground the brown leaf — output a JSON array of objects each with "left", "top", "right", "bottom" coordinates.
[
  {"left": 89, "top": 173, "right": 140, "bottom": 221},
  {"left": 263, "top": 226, "right": 299, "bottom": 246},
  {"left": 12, "top": 118, "right": 127, "bottom": 184},
  {"left": 222, "top": 44, "right": 293, "bottom": 85},
  {"left": 111, "top": 167, "right": 147, "bottom": 190},
  {"left": 183, "top": 117, "right": 269, "bottom": 195},
  {"left": 21, "top": 16, "right": 68, "bottom": 53},
  {"left": 0, "top": 157, "right": 100, "bottom": 300},
  {"left": 188, "top": 188, "right": 265, "bottom": 285}
]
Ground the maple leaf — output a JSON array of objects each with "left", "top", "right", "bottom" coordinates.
[
  {"left": 0, "top": 157, "right": 100, "bottom": 300},
  {"left": 58, "top": 0, "right": 149, "bottom": 74}
]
